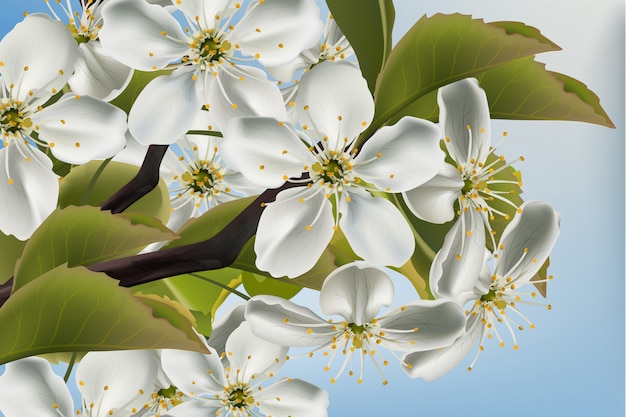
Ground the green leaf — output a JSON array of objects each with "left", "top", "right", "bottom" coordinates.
[
  {"left": 326, "top": 0, "right": 395, "bottom": 93},
  {"left": 242, "top": 271, "right": 302, "bottom": 299},
  {"left": 58, "top": 160, "right": 171, "bottom": 224},
  {"left": 109, "top": 69, "right": 172, "bottom": 114},
  {"left": 367, "top": 13, "right": 561, "bottom": 136},
  {"left": 0, "top": 265, "right": 208, "bottom": 365},
  {"left": 477, "top": 58, "right": 615, "bottom": 127},
  {"left": 14, "top": 206, "right": 177, "bottom": 292},
  {"left": 0, "top": 231, "right": 26, "bottom": 285},
  {"left": 164, "top": 196, "right": 257, "bottom": 248}
]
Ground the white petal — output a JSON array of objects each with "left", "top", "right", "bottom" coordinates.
[
  {"left": 339, "top": 188, "right": 414, "bottom": 267},
  {"left": 402, "top": 317, "right": 481, "bottom": 381},
  {"left": 246, "top": 295, "right": 334, "bottom": 347},
  {"left": 99, "top": 0, "right": 189, "bottom": 71},
  {"left": 226, "top": 322, "right": 289, "bottom": 382},
  {"left": 257, "top": 378, "right": 329, "bottom": 417},
  {"left": 174, "top": 0, "right": 236, "bottom": 26},
  {"left": 161, "top": 346, "right": 226, "bottom": 396},
  {"left": 319, "top": 262, "right": 393, "bottom": 325},
  {"left": 68, "top": 41, "right": 133, "bottom": 101},
  {"left": 165, "top": 399, "right": 220, "bottom": 417},
  {"left": 378, "top": 299, "right": 466, "bottom": 352},
  {"left": 353, "top": 117, "right": 443, "bottom": 192},
  {"left": 429, "top": 209, "right": 486, "bottom": 299},
  {"left": 76, "top": 350, "right": 159, "bottom": 414},
  {"left": 205, "top": 66, "right": 287, "bottom": 131},
  {"left": 0, "top": 357, "right": 74, "bottom": 417},
  {"left": 208, "top": 303, "right": 247, "bottom": 357},
  {"left": 33, "top": 95, "right": 127, "bottom": 164},
  {"left": 129, "top": 69, "right": 203, "bottom": 145},
  {"left": 265, "top": 52, "right": 315, "bottom": 83},
  {"left": 255, "top": 187, "right": 334, "bottom": 278},
  {"left": 438, "top": 78, "right": 491, "bottom": 164},
  {"left": 0, "top": 14, "right": 76, "bottom": 100},
  {"left": 232, "top": 0, "right": 323, "bottom": 67},
  {"left": 221, "top": 117, "right": 311, "bottom": 188},
  {"left": 296, "top": 61, "right": 373, "bottom": 150},
  {"left": 0, "top": 144, "right": 58, "bottom": 240},
  {"left": 495, "top": 200, "right": 561, "bottom": 284},
  {"left": 402, "top": 163, "right": 463, "bottom": 223}
]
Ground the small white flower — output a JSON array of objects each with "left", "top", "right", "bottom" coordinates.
[
  {"left": 403, "top": 201, "right": 561, "bottom": 380},
  {"left": 43, "top": 0, "right": 134, "bottom": 100},
  {"left": 402, "top": 78, "right": 525, "bottom": 292},
  {"left": 161, "top": 321, "right": 329, "bottom": 417},
  {"left": 245, "top": 262, "right": 466, "bottom": 384},
  {"left": 222, "top": 61, "right": 444, "bottom": 278},
  {"left": 0, "top": 14, "right": 126, "bottom": 239},
  {"left": 99, "top": 0, "right": 323, "bottom": 145}
]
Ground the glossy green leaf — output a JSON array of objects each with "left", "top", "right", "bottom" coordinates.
[
  {"left": 0, "top": 231, "right": 26, "bottom": 285},
  {"left": 367, "top": 14, "right": 561, "bottom": 136},
  {"left": 110, "top": 69, "right": 172, "bottom": 114},
  {"left": 326, "top": 0, "right": 395, "bottom": 93},
  {"left": 58, "top": 160, "right": 171, "bottom": 225},
  {"left": 242, "top": 271, "right": 302, "bottom": 299},
  {"left": 14, "top": 206, "right": 177, "bottom": 292},
  {"left": 477, "top": 58, "right": 615, "bottom": 127},
  {"left": 0, "top": 265, "right": 208, "bottom": 365}
]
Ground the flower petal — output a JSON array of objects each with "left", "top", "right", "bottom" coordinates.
[
  {"left": 232, "top": 0, "right": 323, "bottom": 67},
  {"left": 0, "top": 143, "right": 58, "bottom": 240},
  {"left": 257, "top": 378, "right": 329, "bottom": 417},
  {"left": 319, "top": 262, "right": 393, "bottom": 325},
  {"left": 0, "top": 357, "right": 74, "bottom": 417},
  {"left": 402, "top": 163, "right": 463, "bottom": 223},
  {"left": 439, "top": 78, "right": 491, "bottom": 164},
  {"left": 174, "top": 0, "right": 237, "bottom": 25},
  {"left": 339, "top": 188, "right": 414, "bottom": 267},
  {"left": 296, "top": 61, "right": 373, "bottom": 151},
  {"left": 99, "top": 0, "right": 189, "bottom": 71},
  {"left": 161, "top": 346, "right": 226, "bottom": 396},
  {"left": 353, "top": 117, "right": 443, "bottom": 192},
  {"left": 378, "top": 299, "right": 466, "bottom": 352},
  {"left": 33, "top": 94, "right": 127, "bottom": 164},
  {"left": 495, "top": 200, "right": 561, "bottom": 284},
  {"left": 208, "top": 303, "right": 246, "bottom": 358},
  {"left": 75, "top": 350, "right": 160, "bottom": 414},
  {"left": 221, "top": 117, "right": 310, "bottom": 188},
  {"left": 246, "top": 295, "right": 334, "bottom": 347},
  {"left": 164, "top": 399, "right": 220, "bottom": 417},
  {"left": 69, "top": 41, "right": 133, "bottom": 101},
  {"left": 429, "top": 208, "right": 486, "bottom": 299},
  {"left": 129, "top": 69, "right": 203, "bottom": 145},
  {"left": 226, "top": 321, "right": 289, "bottom": 382},
  {"left": 255, "top": 187, "right": 335, "bottom": 278},
  {"left": 205, "top": 66, "right": 288, "bottom": 131},
  {"left": 402, "top": 317, "right": 481, "bottom": 381},
  {"left": 0, "top": 14, "right": 76, "bottom": 100}
]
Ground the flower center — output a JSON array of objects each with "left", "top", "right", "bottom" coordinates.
[
  {"left": 224, "top": 384, "right": 255, "bottom": 412},
  {"left": 480, "top": 289, "right": 507, "bottom": 310},
  {"left": 309, "top": 150, "right": 356, "bottom": 191},
  {"left": 347, "top": 323, "right": 367, "bottom": 348},
  {"left": 0, "top": 100, "right": 33, "bottom": 139},
  {"left": 190, "top": 30, "right": 233, "bottom": 66},
  {"left": 178, "top": 158, "right": 226, "bottom": 202}
]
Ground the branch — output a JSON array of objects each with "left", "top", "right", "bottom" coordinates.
[{"left": 100, "top": 145, "right": 169, "bottom": 213}]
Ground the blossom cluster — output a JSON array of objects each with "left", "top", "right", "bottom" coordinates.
[{"left": 0, "top": 1, "right": 567, "bottom": 416}]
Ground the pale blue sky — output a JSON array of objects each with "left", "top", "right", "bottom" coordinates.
[{"left": 0, "top": 1, "right": 623, "bottom": 416}]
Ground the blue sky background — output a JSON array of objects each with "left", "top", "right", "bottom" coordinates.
[{"left": 0, "top": 0, "right": 623, "bottom": 416}]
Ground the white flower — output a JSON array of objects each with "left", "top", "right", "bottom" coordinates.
[
  {"left": 160, "top": 321, "right": 329, "bottom": 417},
  {"left": 402, "top": 78, "right": 525, "bottom": 292},
  {"left": 0, "top": 14, "right": 127, "bottom": 239},
  {"left": 221, "top": 60, "right": 443, "bottom": 278},
  {"left": 98, "top": 0, "right": 323, "bottom": 145},
  {"left": 43, "top": 0, "right": 133, "bottom": 100},
  {"left": 245, "top": 262, "right": 466, "bottom": 384},
  {"left": 0, "top": 350, "right": 167, "bottom": 417},
  {"left": 402, "top": 200, "right": 561, "bottom": 380}
]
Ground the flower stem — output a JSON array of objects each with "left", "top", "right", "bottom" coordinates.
[
  {"left": 63, "top": 352, "right": 78, "bottom": 383},
  {"left": 189, "top": 272, "right": 250, "bottom": 300},
  {"left": 81, "top": 157, "right": 113, "bottom": 205}
]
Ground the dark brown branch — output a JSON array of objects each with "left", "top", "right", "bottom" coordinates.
[{"left": 101, "top": 145, "right": 169, "bottom": 213}]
